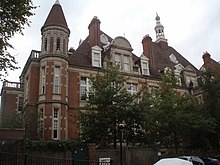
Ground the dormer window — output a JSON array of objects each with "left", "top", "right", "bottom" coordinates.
[
  {"left": 92, "top": 46, "right": 102, "bottom": 67},
  {"left": 142, "top": 62, "right": 149, "bottom": 75},
  {"left": 140, "top": 54, "right": 150, "bottom": 75},
  {"left": 93, "top": 52, "right": 101, "bottom": 66}
]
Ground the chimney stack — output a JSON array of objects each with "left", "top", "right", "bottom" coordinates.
[
  {"left": 202, "top": 51, "right": 211, "bottom": 65},
  {"left": 142, "top": 35, "right": 155, "bottom": 68},
  {"left": 88, "top": 16, "right": 101, "bottom": 47}
]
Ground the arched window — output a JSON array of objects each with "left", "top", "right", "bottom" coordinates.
[
  {"left": 56, "top": 37, "right": 61, "bottom": 50},
  {"left": 44, "top": 38, "right": 47, "bottom": 51},
  {"left": 49, "top": 37, "right": 54, "bottom": 53}
]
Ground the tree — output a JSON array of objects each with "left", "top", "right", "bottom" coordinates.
[
  {"left": 1, "top": 111, "right": 24, "bottom": 128},
  {"left": 144, "top": 70, "right": 215, "bottom": 153},
  {"left": 0, "top": 0, "right": 36, "bottom": 80},
  {"left": 80, "top": 63, "right": 146, "bottom": 148},
  {"left": 199, "top": 68, "right": 220, "bottom": 151}
]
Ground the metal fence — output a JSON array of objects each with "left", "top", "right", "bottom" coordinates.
[{"left": 0, "top": 152, "right": 113, "bottom": 165}]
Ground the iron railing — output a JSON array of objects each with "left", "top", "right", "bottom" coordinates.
[{"left": 0, "top": 152, "right": 113, "bottom": 165}]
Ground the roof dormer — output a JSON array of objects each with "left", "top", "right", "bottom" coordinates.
[
  {"left": 91, "top": 45, "right": 102, "bottom": 68},
  {"left": 140, "top": 54, "right": 150, "bottom": 76}
]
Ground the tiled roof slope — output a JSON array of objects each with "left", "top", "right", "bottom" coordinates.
[
  {"left": 41, "top": 2, "right": 69, "bottom": 32},
  {"left": 69, "top": 31, "right": 113, "bottom": 68},
  {"left": 152, "top": 42, "right": 199, "bottom": 72}
]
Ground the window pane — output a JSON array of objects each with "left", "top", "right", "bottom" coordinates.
[
  {"left": 133, "top": 84, "right": 138, "bottom": 92},
  {"left": 126, "top": 83, "right": 132, "bottom": 90},
  {"left": 53, "top": 108, "right": 59, "bottom": 139},
  {"left": 115, "top": 54, "right": 121, "bottom": 67},
  {"left": 41, "top": 67, "right": 46, "bottom": 94},
  {"left": 127, "top": 83, "right": 138, "bottom": 95},
  {"left": 54, "top": 109, "right": 58, "bottom": 118},
  {"left": 39, "top": 109, "right": 44, "bottom": 139},
  {"left": 56, "top": 37, "right": 61, "bottom": 50},
  {"left": 44, "top": 38, "right": 47, "bottom": 51},
  {"left": 53, "top": 130, "right": 58, "bottom": 139},
  {"left": 54, "top": 66, "right": 60, "bottom": 94},
  {"left": 93, "top": 52, "right": 100, "bottom": 67},
  {"left": 80, "top": 77, "right": 87, "bottom": 100},
  {"left": 124, "top": 56, "right": 129, "bottom": 71},
  {"left": 142, "top": 62, "right": 149, "bottom": 75}
]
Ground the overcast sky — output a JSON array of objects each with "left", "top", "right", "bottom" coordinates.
[{"left": 6, "top": 0, "right": 220, "bottom": 83}]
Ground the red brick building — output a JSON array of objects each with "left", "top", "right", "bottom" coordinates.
[{"left": 1, "top": 1, "right": 218, "bottom": 140}]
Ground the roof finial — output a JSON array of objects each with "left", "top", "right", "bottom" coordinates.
[
  {"left": 154, "top": 13, "right": 167, "bottom": 43},
  {"left": 155, "top": 12, "right": 160, "bottom": 22},
  {"left": 55, "top": 0, "right": 60, "bottom": 5}
]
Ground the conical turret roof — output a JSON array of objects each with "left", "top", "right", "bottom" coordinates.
[{"left": 41, "top": 1, "right": 69, "bottom": 32}]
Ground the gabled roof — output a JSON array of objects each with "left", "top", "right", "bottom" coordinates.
[{"left": 41, "top": 2, "right": 69, "bottom": 32}]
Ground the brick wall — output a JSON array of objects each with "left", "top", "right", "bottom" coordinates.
[{"left": 0, "top": 128, "right": 24, "bottom": 138}]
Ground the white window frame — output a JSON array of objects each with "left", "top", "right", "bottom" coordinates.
[
  {"left": 126, "top": 83, "right": 138, "bottom": 95},
  {"left": 38, "top": 108, "right": 44, "bottom": 139},
  {"left": 92, "top": 46, "right": 102, "bottom": 67},
  {"left": 54, "top": 66, "right": 60, "bottom": 94},
  {"left": 92, "top": 51, "right": 101, "bottom": 67},
  {"left": 52, "top": 108, "right": 59, "bottom": 139},
  {"left": 123, "top": 55, "right": 130, "bottom": 72},
  {"left": 80, "top": 77, "right": 91, "bottom": 100},
  {"left": 142, "top": 61, "right": 149, "bottom": 75},
  {"left": 114, "top": 53, "right": 121, "bottom": 68},
  {"left": 140, "top": 54, "right": 150, "bottom": 76}
]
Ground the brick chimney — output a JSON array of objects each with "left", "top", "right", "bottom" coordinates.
[
  {"left": 142, "top": 35, "right": 155, "bottom": 68},
  {"left": 88, "top": 16, "right": 101, "bottom": 47},
  {"left": 202, "top": 51, "right": 211, "bottom": 65}
]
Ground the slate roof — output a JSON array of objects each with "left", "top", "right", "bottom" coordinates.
[
  {"left": 69, "top": 31, "right": 198, "bottom": 79},
  {"left": 69, "top": 31, "right": 114, "bottom": 68},
  {"left": 41, "top": 2, "right": 69, "bottom": 32},
  {"left": 152, "top": 42, "right": 199, "bottom": 72}
]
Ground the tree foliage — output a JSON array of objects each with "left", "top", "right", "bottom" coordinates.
[
  {"left": 143, "top": 70, "right": 215, "bottom": 153},
  {"left": 1, "top": 111, "right": 24, "bottom": 128},
  {"left": 80, "top": 63, "right": 146, "bottom": 148},
  {"left": 199, "top": 68, "right": 220, "bottom": 151},
  {"left": 0, "top": 0, "right": 36, "bottom": 80},
  {"left": 80, "top": 66, "right": 218, "bottom": 152}
]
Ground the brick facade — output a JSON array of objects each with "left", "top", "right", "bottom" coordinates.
[{"left": 1, "top": 1, "right": 218, "bottom": 142}]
